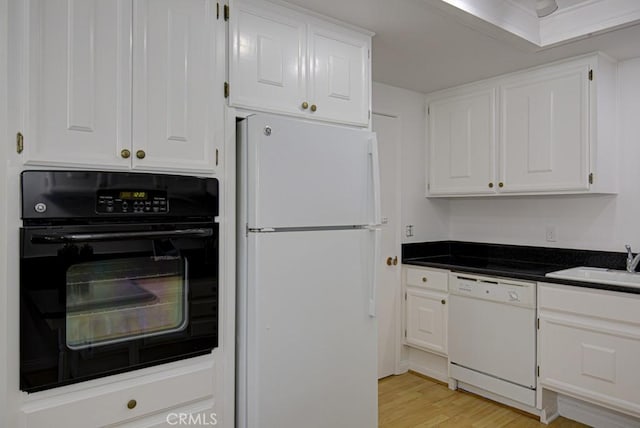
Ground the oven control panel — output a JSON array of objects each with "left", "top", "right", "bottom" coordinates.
[{"left": 96, "top": 190, "right": 169, "bottom": 214}]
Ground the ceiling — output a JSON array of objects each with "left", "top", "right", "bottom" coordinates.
[{"left": 284, "top": 0, "right": 640, "bottom": 93}]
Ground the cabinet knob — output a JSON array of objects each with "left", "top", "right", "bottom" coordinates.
[
  {"left": 393, "top": 256, "right": 398, "bottom": 266},
  {"left": 441, "top": 299, "right": 446, "bottom": 305},
  {"left": 488, "top": 182, "right": 494, "bottom": 188},
  {"left": 498, "top": 182, "right": 504, "bottom": 188},
  {"left": 386, "top": 257, "right": 393, "bottom": 266},
  {"left": 310, "top": 104, "right": 317, "bottom": 112},
  {"left": 120, "top": 149, "right": 131, "bottom": 159},
  {"left": 422, "top": 277, "right": 428, "bottom": 283},
  {"left": 301, "top": 101, "right": 309, "bottom": 110},
  {"left": 127, "top": 399, "right": 137, "bottom": 410},
  {"left": 136, "top": 150, "right": 146, "bottom": 159}
]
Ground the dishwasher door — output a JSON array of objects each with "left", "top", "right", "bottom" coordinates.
[{"left": 449, "top": 276, "right": 537, "bottom": 390}]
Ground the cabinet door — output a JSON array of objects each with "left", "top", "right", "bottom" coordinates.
[
  {"left": 406, "top": 289, "right": 447, "bottom": 355},
  {"left": 132, "top": 0, "right": 221, "bottom": 173},
  {"left": 229, "top": 0, "right": 306, "bottom": 116},
  {"left": 308, "top": 24, "right": 370, "bottom": 126},
  {"left": 23, "top": 0, "right": 131, "bottom": 169},
  {"left": 499, "top": 65, "right": 590, "bottom": 192},
  {"left": 539, "top": 317, "right": 640, "bottom": 416},
  {"left": 428, "top": 89, "right": 496, "bottom": 195}
]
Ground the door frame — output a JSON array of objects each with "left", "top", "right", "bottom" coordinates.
[{"left": 372, "top": 110, "right": 403, "bottom": 376}]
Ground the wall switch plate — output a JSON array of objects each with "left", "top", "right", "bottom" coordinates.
[
  {"left": 546, "top": 225, "right": 557, "bottom": 242},
  {"left": 406, "top": 225, "right": 414, "bottom": 238}
]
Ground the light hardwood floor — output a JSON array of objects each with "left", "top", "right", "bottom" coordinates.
[{"left": 379, "top": 372, "right": 589, "bottom": 427}]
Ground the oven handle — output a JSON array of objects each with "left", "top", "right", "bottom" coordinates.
[{"left": 31, "top": 228, "right": 214, "bottom": 243}]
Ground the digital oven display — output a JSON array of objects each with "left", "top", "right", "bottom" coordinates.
[{"left": 119, "top": 191, "right": 148, "bottom": 200}]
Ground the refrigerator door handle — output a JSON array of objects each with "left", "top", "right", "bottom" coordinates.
[
  {"left": 368, "top": 135, "right": 382, "bottom": 226},
  {"left": 368, "top": 227, "right": 381, "bottom": 317}
]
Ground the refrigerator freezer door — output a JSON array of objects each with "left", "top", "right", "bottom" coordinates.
[
  {"left": 239, "top": 229, "right": 378, "bottom": 428},
  {"left": 245, "top": 113, "right": 377, "bottom": 228}
]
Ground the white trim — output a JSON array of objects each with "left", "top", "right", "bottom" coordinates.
[
  {"left": 408, "top": 362, "right": 448, "bottom": 384},
  {"left": 557, "top": 394, "right": 640, "bottom": 428},
  {"left": 0, "top": 0, "right": 9, "bottom": 424},
  {"left": 426, "top": 0, "right": 640, "bottom": 49},
  {"left": 372, "top": 111, "right": 403, "bottom": 377},
  {"left": 215, "top": 104, "right": 238, "bottom": 428}
]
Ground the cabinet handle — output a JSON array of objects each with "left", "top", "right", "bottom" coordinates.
[
  {"left": 498, "top": 182, "right": 504, "bottom": 188},
  {"left": 386, "top": 257, "right": 393, "bottom": 266},
  {"left": 120, "top": 149, "right": 131, "bottom": 159},
  {"left": 136, "top": 150, "right": 146, "bottom": 159},
  {"left": 488, "top": 182, "right": 494, "bottom": 188},
  {"left": 393, "top": 256, "right": 398, "bottom": 266},
  {"left": 301, "top": 101, "right": 309, "bottom": 110},
  {"left": 422, "top": 277, "right": 428, "bottom": 283},
  {"left": 127, "top": 399, "right": 137, "bottom": 410},
  {"left": 441, "top": 299, "right": 446, "bottom": 305},
  {"left": 310, "top": 104, "right": 317, "bottom": 112}
]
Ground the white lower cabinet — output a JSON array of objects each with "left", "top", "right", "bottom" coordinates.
[
  {"left": 538, "top": 283, "right": 640, "bottom": 418},
  {"left": 404, "top": 266, "right": 448, "bottom": 356},
  {"left": 20, "top": 359, "right": 215, "bottom": 428}
]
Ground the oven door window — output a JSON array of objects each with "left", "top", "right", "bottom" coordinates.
[{"left": 66, "top": 256, "right": 188, "bottom": 349}]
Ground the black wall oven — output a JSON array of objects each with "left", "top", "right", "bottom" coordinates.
[{"left": 20, "top": 171, "right": 219, "bottom": 392}]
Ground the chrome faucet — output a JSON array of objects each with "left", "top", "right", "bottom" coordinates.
[{"left": 625, "top": 245, "right": 640, "bottom": 273}]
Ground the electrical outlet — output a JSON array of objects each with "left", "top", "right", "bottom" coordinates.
[{"left": 545, "top": 225, "right": 557, "bottom": 242}]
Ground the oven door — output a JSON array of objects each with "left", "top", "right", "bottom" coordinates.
[{"left": 20, "top": 222, "right": 218, "bottom": 392}]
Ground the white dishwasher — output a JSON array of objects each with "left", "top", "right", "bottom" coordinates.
[{"left": 449, "top": 273, "right": 537, "bottom": 407}]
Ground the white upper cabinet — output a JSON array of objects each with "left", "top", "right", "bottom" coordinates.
[
  {"left": 18, "top": 0, "right": 223, "bottom": 173},
  {"left": 132, "top": 0, "right": 220, "bottom": 173},
  {"left": 307, "top": 24, "right": 369, "bottom": 125},
  {"left": 426, "top": 53, "right": 617, "bottom": 197},
  {"left": 229, "top": 0, "right": 306, "bottom": 116},
  {"left": 22, "top": 0, "right": 132, "bottom": 169},
  {"left": 428, "top": 88, "right": 496, "bottom": 195},
  {"left": 229, "top": 0, "right": 372, "bottom": 127},
  {"left": 499, "top": 62, "right": 589, "bottom": 193}
]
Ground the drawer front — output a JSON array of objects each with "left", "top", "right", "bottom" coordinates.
[
  {"left": 539, "top": 283, "right": 640, "bottom": 325},
  {"left": 405, "top": 267, "right": 448, "bottom": 291},
  {"left": 539, "top": 316, "right": 640, "bottom": 416},
  {"left": 21, "top": 360, "right": 215, "bottom": 428}
]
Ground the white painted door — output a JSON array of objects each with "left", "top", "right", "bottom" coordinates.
[
  {"left": 499, "top": 64, "right": 590, "bottom": 192},
  {"left": 428, "top": 88, "right": 496, "bottom": 195},
  {"left": 373, "top": 114, "right": 401, "bottom": 379},
  {"left": 308, "top": 24, "right": 370, "bottom": 126},
  {"left": 406, "top": 289, "right": 447, "bottom": 355},
  {"left": 242, "top": 230, "right": 377, "bottom": 428},
  {"left": 229, "top": 0, "right": 306, "bottom": 116},
  {"left": 132, "top": 0, "right": 220, "bottom": 173},
  {"left": 23, "top": 0, "right": 131, "bottom": 169}
]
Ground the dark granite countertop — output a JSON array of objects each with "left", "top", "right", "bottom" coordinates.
[{"left": 402, "top": 241, "right": 640, "bottom": 295}]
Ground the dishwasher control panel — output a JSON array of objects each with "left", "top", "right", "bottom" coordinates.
[{"left": 449, "top": 274, "right": 536, "bottom": 308}]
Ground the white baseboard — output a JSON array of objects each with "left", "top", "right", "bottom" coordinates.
[
  {"left": 408, "top": 361, "right": 448, "bottom": 383},
  {"left": 396, "top": 360, "right": 409, "bottom": 375},
  {"left": 406, "top": 347, "right": 448, "bottom": 383},
  {"left": 557, "top": 395, "right": 640, "bottom": 428}
]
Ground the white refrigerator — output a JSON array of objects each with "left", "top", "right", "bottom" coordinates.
[{"left": 237, "top": 112, "right": 380, "bottom": 428}]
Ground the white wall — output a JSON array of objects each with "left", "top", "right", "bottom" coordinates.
[
  {"left": 448, "top": 57, "right": 640, "bottom": 252},
  {"left": 372, "top": 82, "right": 450, "bottom": 244}
]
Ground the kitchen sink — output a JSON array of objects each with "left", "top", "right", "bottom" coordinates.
[{"left": 546, "top": 267, "right": 640, "bottom": 288}]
